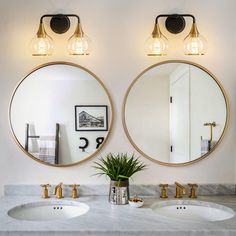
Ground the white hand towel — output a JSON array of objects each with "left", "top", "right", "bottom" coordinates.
[
  {"left": 38, "top": 136, "right": 56, "bottom": 164},
  {"left": 201, "top": 139, "right": 216, "bottom": 155}
]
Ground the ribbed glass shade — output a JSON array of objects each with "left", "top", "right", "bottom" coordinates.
[
  {"left": 30, "top": 35, "right": 53, "bottom": 56},
  {"left": 184, "top": 23, "right": 207, "bottom": 55},
  {"left": 145, "top": 23, "right": 168, "bottom": 56},
  {"left": 30, "top": 23, "right": 53, "bottom": 56},
  {"left": 145, "top": 35, "right": 168, "bottom": 56},
  {"left": 68, "top": 33, "right": 91, "bottom": 55},
  {"left": 184, "top": 34, "right": 207, "bottom": 55}
]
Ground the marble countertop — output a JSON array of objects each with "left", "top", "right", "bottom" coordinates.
[{"left": 0, "top": 195, "right": 236, "bottom": 236}]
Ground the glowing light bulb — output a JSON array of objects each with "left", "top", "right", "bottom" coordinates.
[
  {"left": 145, "top": 23, "right": 168, "bottom": 56},
  {"left": 68, "top": 35, "right": 90, "bottom": 55},
  {"left": 30, "top": 36, "right": 53, "bottom": 56},
  {"left": 145, "top": 37, "right": 168, "bottom": 56}
]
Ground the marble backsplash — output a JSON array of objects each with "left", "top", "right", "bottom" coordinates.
[{"left": 4, "top": 184, "right": 236, "bottom": 198}]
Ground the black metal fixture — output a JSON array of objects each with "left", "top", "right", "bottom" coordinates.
[
  {"left": 49, "top": 14, "right": 71, "bottom": 34},
  {"left": 30, "top": 14, "right": 91, "bottom": 56},
  {"left": 145, "top": 14, "right": 207, "bottom": 56}
]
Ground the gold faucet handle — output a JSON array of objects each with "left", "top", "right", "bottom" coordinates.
[
  {"left": 69, "top": 184, "right": 80, "bottom": 188},
  {"left": 159, "top": 184, "right": 168, "bottom": 198},
  {"left": 40, "top": 184, "right": 51, "bottom": 198},
  {"left": 41, "top": 184, "right": 51, "bottom": 188},
  {"left": 188, "top": 183, "right": 198, "bottom": 187},
  {"left": 69, "top": 184, "right": 80, "bottom": 199},
  {"left": 188, "top": 183, "right": 198, "bottom": 198}
]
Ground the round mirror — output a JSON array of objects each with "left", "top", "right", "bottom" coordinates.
[
  {"left": 123, "top": 61, "right": 229, "bottom": 166},
  {"left": 9, "top": 62, "right": 113, "bottom": 167}
]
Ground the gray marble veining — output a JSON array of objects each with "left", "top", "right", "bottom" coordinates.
[
  {"left": 4, "top": 184, "right": 236, "bottom": 197},
  {"left": 3, "top": 184, "right": 236, "bottom": 235},
  {"left": 197, "top": 184, "right": 236, "bottom": 195},
  {"left": 0, "top": 195, "right": 236, "bottom": 236},
  {"left": 4, "top": 184, "right": 109, "bottom": 197}
]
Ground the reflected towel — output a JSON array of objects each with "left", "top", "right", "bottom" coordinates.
[
  {"left": 39, "top": 136, "right": 56, "bottom": 164},
  {"left": 201, "top": 139, "right": 216, "bottom": 155}
]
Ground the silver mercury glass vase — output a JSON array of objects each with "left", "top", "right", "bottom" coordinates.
[{"left": 109, "top": 180, "right": 130, "bottom": 205}]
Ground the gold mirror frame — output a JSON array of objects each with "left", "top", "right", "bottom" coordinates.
[
  {"left": 9, "top": 61, "right": 114, "bottom": 167},
  {"left": 122, "top": 60, "right": 230, "bottom": 167}
]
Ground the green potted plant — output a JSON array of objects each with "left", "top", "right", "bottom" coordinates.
[{"left": 93, "top": 153, "right": 146, "bottom": 205}]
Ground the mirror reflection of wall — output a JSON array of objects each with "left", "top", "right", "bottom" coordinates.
[
  {"left": 10, "top": 63, "right": 113, "bottom": 166},
  {"left": 124, "top": 62, "right": 228, "bottom": 166}
]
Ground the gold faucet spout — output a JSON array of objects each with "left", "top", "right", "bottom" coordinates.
[
  {"left": 54, "top": 182, "right": 64, "bottom": 199},
  {"left": 175, "top": 182, "right": 186, "bottom": 198}
]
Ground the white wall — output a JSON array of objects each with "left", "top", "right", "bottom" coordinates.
[
  {"left": 0, "top": 0, "right": 236, "bottom": 196},
  {"left": 125, "top": 73, "right": 170, "bottom": 162}
]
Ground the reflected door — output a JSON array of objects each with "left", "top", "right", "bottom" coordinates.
[
  {"left": 124, "top": 61, "right": 228, "bottom": 166},
  {"left": 170, "top": 67, "right": 190, "bottom": 163}
]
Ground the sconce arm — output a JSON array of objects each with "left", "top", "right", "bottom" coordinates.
[
  {"left": 40, "top": 14, "right": 80, "bottom": 24},
  {"left": 155, "top": 14, "right": 195, "bottom": 24}
]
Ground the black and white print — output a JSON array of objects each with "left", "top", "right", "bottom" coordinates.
[{"left": 75, "top": 105, "right": 108, "bottom": 131}]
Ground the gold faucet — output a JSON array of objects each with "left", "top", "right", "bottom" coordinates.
[
  {"left": 175, "top": 182, "right": 186, "bottom": 198},
  {"left": 54, "top": 182, "right": 64, "bottom": 199},
  {"left": 159, "top": 184, "right": 168, "bottom": 198},
  {"left": 41, "top": 184, "right": 51, "bottom": 198},
  {"left": 188, "top": 183, "right": 198, "bottom": 198},
  {"left": 69, "top": 184, "right": 80, "bottom": 199}
]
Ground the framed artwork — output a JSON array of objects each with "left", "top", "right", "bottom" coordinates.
[{"left": 75, "top": 105, "right": 108, "bottom": 131}]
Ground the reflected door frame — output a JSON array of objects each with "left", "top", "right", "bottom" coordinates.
[{"left": 169, "top": 65, "right": 190, "bottom": 163}]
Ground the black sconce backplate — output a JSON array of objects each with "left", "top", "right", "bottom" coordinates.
[
  {"left": 50, "top": 14, "right": 71, "bottom": 34},
  {"left": 165, "top": 15, "right": 186, "bottom": 34}
]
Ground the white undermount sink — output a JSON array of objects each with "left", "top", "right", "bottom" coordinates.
[
  {"left": 8, "top": 200, "right": 89, "bottom": 221},
  {"left": 151, "top": 200, "right": 235, "bottom": 222}
]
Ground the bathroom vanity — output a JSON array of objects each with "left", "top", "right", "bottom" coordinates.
[
  {"left": 5, "top": 60, "right": 234, "bottom": 235},
  {"left": 1, "top": 184, "right": 236, "bottom": 236},
  {"left": 2, "top": 0, "right": 236, "bottom": 234}
]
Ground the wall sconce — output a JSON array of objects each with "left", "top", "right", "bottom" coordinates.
[
  {"left": 30, "top": 14, "right": 91, "bottom": 56},
  {"left": 145, "top": 14, "right": 207, "bottom": 56}
]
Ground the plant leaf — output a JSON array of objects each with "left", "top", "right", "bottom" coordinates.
[{"left": 93, "top": 153, "right": 147, "bottom": 181}]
